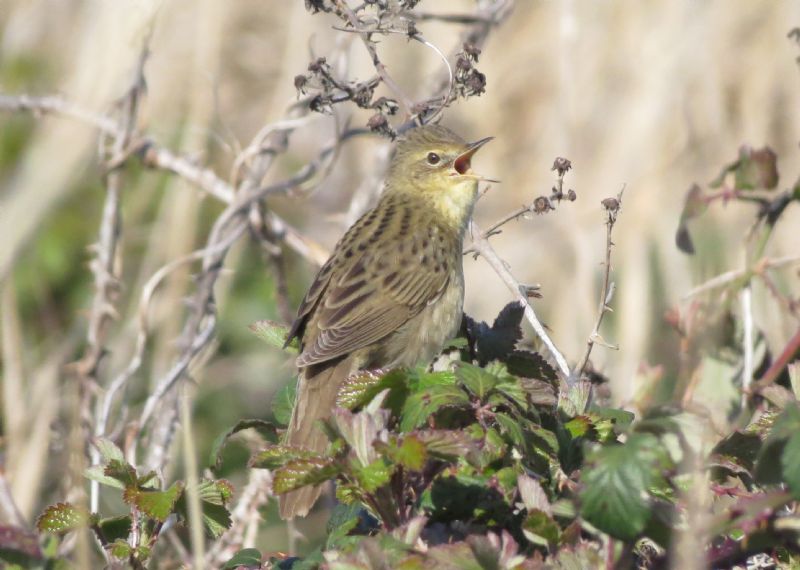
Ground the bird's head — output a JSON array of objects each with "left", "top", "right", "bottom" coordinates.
[{"left": 386, "top": 124, "right": 494, "bottom": 228}]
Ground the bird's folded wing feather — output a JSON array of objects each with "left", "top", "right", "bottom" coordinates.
[{"left": 295, "top": 246, "right": 450, "bottom": 367}]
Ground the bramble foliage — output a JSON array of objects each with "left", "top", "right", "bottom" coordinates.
[
  {"left": 225, "top": 292, "right": 800, "bottom": 569},
  {"left": 30, "top": 439, "right": 233, "bottom": 568}
]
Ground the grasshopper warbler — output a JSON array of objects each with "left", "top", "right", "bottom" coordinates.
[{"left": 280, "top": 124, "right": 493, "bottom": 518}]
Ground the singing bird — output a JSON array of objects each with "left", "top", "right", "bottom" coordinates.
[{"left": 280, "top": 124, "right": 492, "bottom": 518}]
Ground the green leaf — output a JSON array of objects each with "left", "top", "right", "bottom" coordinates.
[
  {"left": 456, "top": 362, "right": 499, "bottom": 400},
  {"left": 782, "top": 432, "right": 800, "bottom": 498},
  {"left": 494, "top": 377, "right": 529, "bottom": 409},
  {"left": 85, "top": 465, "right": 125, "bottom": 490},
  {"left": 388, "top": 435, "right": 427, "bottom": 471},
  {"left": 355, "top": 458, "right": 394, "bottom": 492},
  {"left": 272, "top": 457, "right": 339, "bottom": 494},
  {"left": 580, "top": 434, "right": 666, "bottom": 541},
  {"left": 271, "top": 381, "right": 297, "bottom": 427},
  {"left": 200, "top": 503, "right": 232, "bottom": 539},
  {"left": 558, "top": 380, "right": 592, "bottom": 416},
  {"left": 223, "top": 548, "right": 262, "bottom": 569},
  {"left": 36, "top": 503, "right": 92, "bottom": 534},
  {"left": 495, "top": 412, "right": 525, "bottom": 447},
  {"left": 125, "top": 481, "right": 184, "bottom": 523},
  {"left": 196, "top": 479, "right": 234, "bottom": 505},
  {"left": 523, "top": 509, "right": 561, "bottom": 547},
  {"left": 337, "top": 369, "right": 407, "bottom": 411},
  {"left": 104, "top": 459, "right": 138, "bottom": 489},
  {"left": 326, "top": 503, "right": 365, "bottom": 550},
  {"left": 209, "top": 419, "right": 278, "bottom": 471},
  {"left": 249, "top": 320, "right": 298, "bottom": 352},
  {"left": 110, "top": 539, "right": 132, "bottom": 560},
  {"left": 174, "top": 480, "right": 233, "bottom": 539},
  {"left": 564, "top": 415, "right": 593, "bottom": 439},
  {"left": 93, "top": 437, "right": 125, "bottom": 464},
  {"left": 399, "top": 385, "right": 470, "bottom": 432}
]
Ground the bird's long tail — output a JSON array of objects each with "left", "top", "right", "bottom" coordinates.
[{"left": 279, "top": 357, "right": 354, "bottom": 519}]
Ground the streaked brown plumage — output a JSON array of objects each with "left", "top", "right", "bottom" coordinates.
[{"left": 280, "top": 124, "right": 492, "bottom": 518}]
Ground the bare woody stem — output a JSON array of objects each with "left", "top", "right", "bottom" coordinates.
[
  {"left": 468, "top": 219, "right": 571, "bottom": 379},
  {"left": 571, "top": 189, "right": 625, "bottom": 381}
]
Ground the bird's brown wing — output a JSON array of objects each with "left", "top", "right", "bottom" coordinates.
[{"left": 295, "top": 242, "right": 450, "bottom": 368}]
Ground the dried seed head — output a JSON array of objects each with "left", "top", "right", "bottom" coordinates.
[
  {"left": 533, "top": 196, "right": 552, "bottom": 214},
  {"left": 601, "top": 197, "right": 620, "bottom": 212},
  {"left": 551, "top": 157, "right": 572, "bottom": 177}
]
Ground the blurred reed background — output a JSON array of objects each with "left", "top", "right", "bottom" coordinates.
[{"left": 1, "top": 0, "right": 799, "bottom": 557}]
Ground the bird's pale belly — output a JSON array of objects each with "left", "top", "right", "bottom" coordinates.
[{"left": 372, "top": 272, "right": 464, "bottom": 368}]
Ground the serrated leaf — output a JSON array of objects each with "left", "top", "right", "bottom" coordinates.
[
  {"left": 249, "top": 320, "right": 298, "bottom": 352},
  {"left": 271, "top": 381, "right": 297, "bottom": 427},
  {"left": 391, "top": 435, "right": 427, "bottom": 471},
  {"left": 580, "top": 434, "right": 666, "bottom": 540},
  {"left": 223, "top": 548, "right": 262, "bottom": 569},
  {"left": 337, "top": 369, "right": 406, "bottom": 411},
  {"left": 209, "top": 419, "right": 278, "bottom": 471},
  {"left": 756, "top": 404, "right": 800, "bottom": 485},
  {"left": 250, "top": 444, "right": 323, "bottom": 470},
  {"left": 400, "top": 385, "right": 470, "bottom": 432},
  {"left": 467, "top": 302, "right": 524, "bottom": 365},
  {"left": 494, "top": 378, "right": 528, "bottom": 409},
  {"left": 564, "top": 415, "right": 593, "bottom": 439},
  {"left": 36, "top": 503, "right": 92, "bottom": 534},
  {"left": 200, "top": 503, "right": 232, "bottom": 539},
  {"left": 196, "top": 479, "right": 234, "bottom": 505},
  {"left": 174, "top": 481, "right": 233, "bottom": 539},
  {"left": 104, "top": 459, "right": 138, "bottom": 488},
  {"left": 126, "top": 481, "right": 184, "bottom": 522},
  {"left": 495, "top": 412, "right": 525, "bottom": 447},
  {"left": 506, "top": 350, "right": 558, "bottom": 382},
  {"left": 355, "top": 458, "right": 394, "bottom": 492},
  {"left": 110, "top": 539, "right": 132, "bottom": 560},
  {"left": 272, "top": 457, "right": 339, "bottom": 494},
  {"left": 782, "top": 432, "right": 800, "bottom": 498},
  {"left": 456, "top": 362, "right": 499, "bottom": 400}
]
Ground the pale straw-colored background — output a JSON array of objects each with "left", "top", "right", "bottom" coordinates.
[{"left": 1, "top": 0, "right": 799, "bottom": 546}]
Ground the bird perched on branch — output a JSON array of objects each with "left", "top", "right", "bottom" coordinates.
[{"left": 280, "top": 124, "right": 493, "bottom": 518}]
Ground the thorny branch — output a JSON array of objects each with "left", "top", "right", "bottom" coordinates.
[
  {"left": 571, "top": 188, "right": 625, "bottom": 381},
  {"left": 1, "top": 0, "right": 516, "bottom": 556},
  {"left": 469, "top": 218, "right": 571, "bottom": 379}
]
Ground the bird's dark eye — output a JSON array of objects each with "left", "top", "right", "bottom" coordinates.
[{"left": 426, "top": 152, "right": 441, "bottom": 165}]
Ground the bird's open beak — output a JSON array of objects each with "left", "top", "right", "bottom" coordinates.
[{"left": 452, "top": 136, "right": 499, "bottom": 183}]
